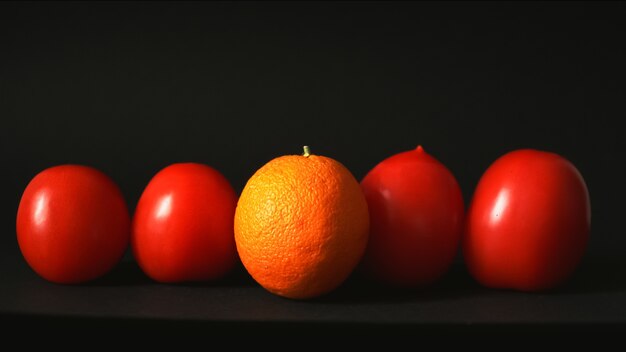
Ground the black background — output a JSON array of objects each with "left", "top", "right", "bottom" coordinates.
[
  {"left": 2, "top": 1, "right": 624, "bottom": 258},
  {"left": 1, "top": 1, "right": 625, "bottom": 334}
]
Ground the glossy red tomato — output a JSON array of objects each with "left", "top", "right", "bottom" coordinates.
[
  {"left": 360, "top": 146, "right": 465, "bottom": 286},
  {"left": 132, "top": 163, "right": 238, "bottom": 283},
  {"left": 464, "top": 149, "right": 591, "bottom": 291},
  {"left": 16, "top": 165, "right": 130, "bottom": 284}
]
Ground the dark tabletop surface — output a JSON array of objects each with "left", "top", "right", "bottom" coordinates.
[{"left": 2, "top": 246, "right": 625, "bottom": 336}]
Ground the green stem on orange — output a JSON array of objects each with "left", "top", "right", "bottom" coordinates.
[{"left": 302, "top": 146, "right": 311, "bottom": 157}]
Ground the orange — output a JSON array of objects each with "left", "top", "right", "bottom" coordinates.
[{"left": 234, "top": 146, "right": 369, "bottom": 299}]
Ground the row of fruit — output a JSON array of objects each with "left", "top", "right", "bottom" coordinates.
[{"left": 16, "top": 146, "right": 590, "bottom": 299}]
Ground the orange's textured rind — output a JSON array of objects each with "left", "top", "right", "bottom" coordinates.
[{"left": 235, "top": 153, "right": 369, "bottom": 299}]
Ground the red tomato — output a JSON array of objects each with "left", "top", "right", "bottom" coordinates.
[
  {"left": 132, "top": 163, "right": 237, "bottom": 283},
  {"left": 360, "top": 146, "right": 465, "bottom": 286},
  {"left": 16, "top": 165, "right": 130, "bottom": 284},
  {"left": 464, "top": 149, "right": 591, "bottom": 291}
]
